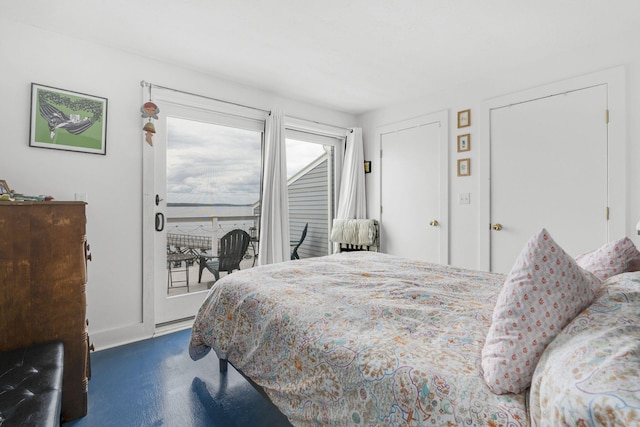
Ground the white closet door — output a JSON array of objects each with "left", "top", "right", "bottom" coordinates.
[
  {"left": 490, "top": 84, "right": 608, "bottom": 273},
  {"left": 380, "top": 112, "right": 448, "bottom": 264}
]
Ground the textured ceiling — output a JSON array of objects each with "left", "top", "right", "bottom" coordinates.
[{"left": 4, "top": 0, "right": 640, "bottom": 114}]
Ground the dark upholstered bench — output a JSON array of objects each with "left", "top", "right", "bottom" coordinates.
[{"left": 0, "top": 341, "right": 64, "bottom": 427}]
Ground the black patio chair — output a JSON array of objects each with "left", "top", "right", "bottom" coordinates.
[
  {"left": 290, "top": 223, "right": 308, "bottom": 260},
  {"left": 198, "top": 229, "right": 251, "bottom": 284}
]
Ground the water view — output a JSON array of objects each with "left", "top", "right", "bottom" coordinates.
[{"left": 166, "top": 204, "right": 257, "bottom": 241}]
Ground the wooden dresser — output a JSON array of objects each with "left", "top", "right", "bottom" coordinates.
[{"left": 0, "top": 201, "right": 91, "bottom": 421}]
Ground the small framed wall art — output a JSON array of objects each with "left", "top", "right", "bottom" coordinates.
[
  {"left": 0, "top": 180, "right": 11, "bottom": 195},
  {"left": 457, "top": 158, "right": 470, "bottom": 177},
  {"left": 29, "top": 83, "right": 108, "bottom": 155},
  {"left": 364, "top": 160, "right": 371, "bottom": 174},
  {"left": 457, "top": 134, "right": 470, "bottom": 152},
  {"left": 457, "top": 109, "right": 471, "bottom": 128}
]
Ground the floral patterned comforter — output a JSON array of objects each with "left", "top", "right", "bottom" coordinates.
[
  {"left": 189, "top": 252, "right": 528, "bottom": 426},
  {"left": 529, "top": 272, "right": 640, "bottom": 426}
]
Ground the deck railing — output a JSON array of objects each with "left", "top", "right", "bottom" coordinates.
[{"left": 166, "top": 214, "right": 259, "bottom": 255}]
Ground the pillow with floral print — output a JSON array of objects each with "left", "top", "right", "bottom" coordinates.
[
  {"left": 575, "top": 237, "right": 640, "bottom": 281},
  {"left": 481, "top": 228, "right": 602, "bottom": 394}
]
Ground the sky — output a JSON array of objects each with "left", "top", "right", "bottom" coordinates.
[
  {"left": 286, "top": 138, "right": 326, "bottom": 178},
  {"left": 166, "top": 117, "right": 325, "bottom": 205}
]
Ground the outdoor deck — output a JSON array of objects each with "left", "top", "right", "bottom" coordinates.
[{"left": 166, "top": 240, "right": 258, "bottom": 297}]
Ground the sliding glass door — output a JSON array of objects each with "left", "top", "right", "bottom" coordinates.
[
  {"left": 285, "top": 130, "right": 344, "bottom": 258},
  {"left": 148, "top": 96, "right": 264, "bottom": 327},
  {"left": 165, "top": 117, "right": 262, "bottom": 286}
]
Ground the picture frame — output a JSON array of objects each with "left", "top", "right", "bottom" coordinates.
[
  {"left": 457, "top": 109, "right": 471, "bottom": 128},
  {"left": 29, "top": 83, "right": 108, "bottom": 155},
  {"left": 457, "top": 134, "right": 470, "bottom": 152},
  {"left": 457, "top": 158, "right": 470, "bottom": 177},
  {"left": 364, "top": 160, "right": 371, "bottom": 174},
  {"left": 0, "top": 180, "right": 11, "bottom": 195}
]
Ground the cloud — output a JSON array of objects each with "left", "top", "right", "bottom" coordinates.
[
  {"left": 286, "top": 139, "right": 326, "bottom": 178},
  {"left": 167, "top": 118, "right": 261, "bottom": 205},
  {"left": 166, "top": 117, "right": 328, "bottom": 205}
]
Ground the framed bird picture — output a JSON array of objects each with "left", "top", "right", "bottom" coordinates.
[{"left": 29, "top": 83, "right": 108, "bottom": 155}]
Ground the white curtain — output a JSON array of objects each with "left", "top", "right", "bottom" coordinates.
[
  {"left": 258, "top": 110, "right": 290, "bottom": 265},
  {"left": 336, "top": 127, "right": 367, "bottom": 219}
]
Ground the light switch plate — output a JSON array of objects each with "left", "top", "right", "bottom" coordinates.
[{"left": 458, "top": 192, "right": 470, "bottom": 204}]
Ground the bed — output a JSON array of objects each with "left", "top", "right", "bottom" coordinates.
[{"left": 189, "top": 230, "right": 640, "bottom": 426}]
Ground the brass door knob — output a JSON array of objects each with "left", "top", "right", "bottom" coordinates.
[
  {"left": 429, "top": 220, "right": 439, "bottom": 226},
  {"left": 492, "top": 223, "right": 503, "bottom": 231}
]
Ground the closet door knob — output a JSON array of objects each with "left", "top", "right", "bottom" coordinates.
[
  {"left": 492, "top": 223, "right": 503, "bottom": 231},
  {"left": 429, "top": 220, "right": 439, "bottom": 227}
]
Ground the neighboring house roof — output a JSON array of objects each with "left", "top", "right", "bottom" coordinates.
[{"left": 251, "top": 152, "right": 328, "bottom": 212}]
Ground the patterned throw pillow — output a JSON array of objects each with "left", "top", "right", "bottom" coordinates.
[
  {"left": 575, "top": 237, "right": 640, "bottom": 281},
  {"left": 481, "top": 228, "right": 602, "bottom": 395}
]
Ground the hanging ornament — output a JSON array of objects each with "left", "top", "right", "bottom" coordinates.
[
  {"left": 141, "top": 84, "right": 159, "bottom": 146},
  {"left": 140, "top": 101, "right": 160, "bottom": 119},
  {"left": 143, "top": 120, "right": 156, "bottom": 146}
]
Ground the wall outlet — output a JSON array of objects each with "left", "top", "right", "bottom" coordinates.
[{"left": 458, "top": 192, "right": 470, "bottom": 204}]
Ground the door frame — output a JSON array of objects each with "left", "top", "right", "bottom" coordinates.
[
  {"left": 376, "top": 110, "right": 449, "bottom": 264},
  {"left": 284, "top": 118, "right": 348, "bottom": 257},
  {"left": 478, "top": 66, "right": 627, "bottom": 271},
  {"left": 142, "top": 86, "right": 267, "bottom": 333}
]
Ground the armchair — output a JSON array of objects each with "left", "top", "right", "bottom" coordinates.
[{"left": 198, "top": 229, "right": 251, "bottom": 284}]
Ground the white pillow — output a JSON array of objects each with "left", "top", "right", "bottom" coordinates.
[
  {"left": 575, "top": 236, "right": 640, "bottom": 281},
  {"left": 481, "top": 228, "right": 601, "bottom": 394}
]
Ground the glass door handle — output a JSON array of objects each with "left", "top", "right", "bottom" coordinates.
[{"left": 155, "top": 212, "right": 165, "bottom": 231}]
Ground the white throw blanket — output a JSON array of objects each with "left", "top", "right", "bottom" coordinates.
[{"left": 330, "top": 219, "right": 377, "bottom": 246}]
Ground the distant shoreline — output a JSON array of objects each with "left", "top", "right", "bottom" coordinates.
[
  {"left": 165, "top": 203, "right": 256, "bottom": 236},
  {"left": 167, "top": 203, "right": 253, "bottom": 208}
]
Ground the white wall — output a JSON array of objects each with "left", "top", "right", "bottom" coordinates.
[
  {"left": 3, "top": 19, "right": 639, "bottom": 349},
  {"left": 358, "top": 29, "right": 640, "bottom": 270},
  {"left": 0, "top": 20, "right": 355, "bottom": 349}
]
